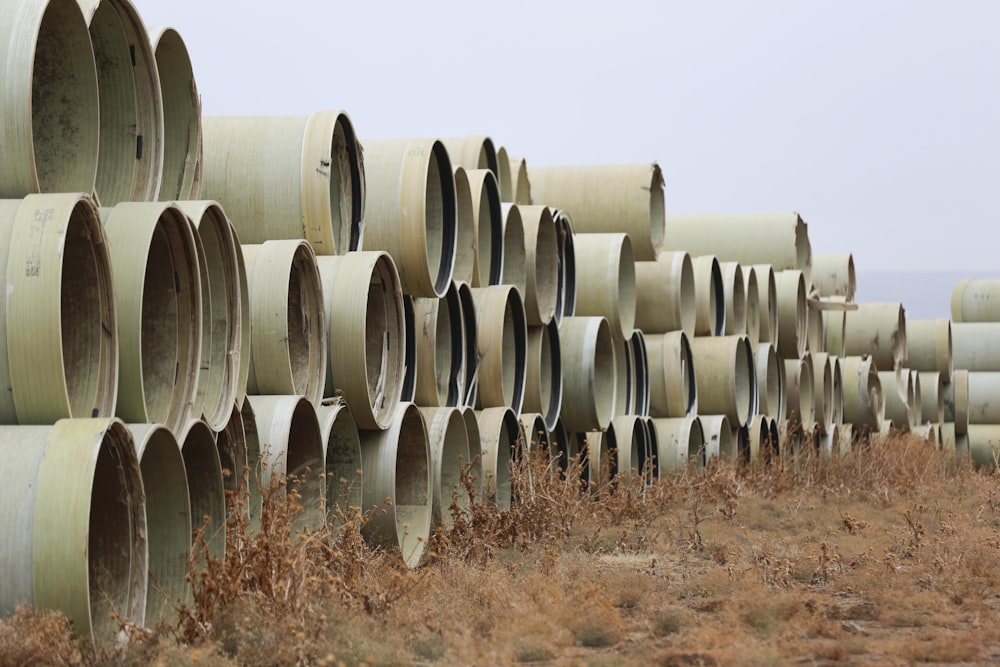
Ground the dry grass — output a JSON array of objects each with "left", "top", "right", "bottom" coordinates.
[{"left": 5, "top": 431, "right": 1000, "bottom": 665}]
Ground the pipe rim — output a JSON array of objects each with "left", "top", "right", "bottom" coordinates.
[
  {"left": 451, "top": 166, "right": 476, "bottom": 285},
  {"left": 151, "top": 27, "right": 200, "bottom": 201},
  {"left": 316, "top": 403, "right": 362, "bottom": 520},
  {"left": 498, "top": 204, "right": 527, "bottom": 294},
  {"left": 455, "top": 281, "right": 479, "bottom": 407}
]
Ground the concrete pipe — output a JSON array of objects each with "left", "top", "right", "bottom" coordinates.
[
  {"left": 246, "top": 395, "right": 325, "bottom": 529},
  {"left": 524, "top": 321, "right": 563, "bottom": 431},
  {"left": 701, "top": 414, "right": 736, "bottom": 462},
  {"left": 879, "top": 370, "right": 917, "bottom": 430},
  {"left": 103, "top": 202, "right": 200, "bottom": 433},
  {"left": 441, "top": 135, "right": 498, "bottom": 176},
  {"left": 906, "top": 318, "right": 953, "bottom": 382},
  {"left": 755, "top": 343, "right": 783, "bottom": 418},
  {"left": 0, "top": 419, "right": 144, "bottom": 647},
  {"left": 359, "top": 402, "right": 431, "bottom": 568},
  {"left": 692, "top": 255, "right": 725, "bottom": 337},
  {"left": 517, "top": 205, "right": 560, "bottom": 325},
  {"left": 231, "top": 223, "right": 252, "bottom": 407},
  {"left": 843, "top": 303, "right": 908, "bottom": 373},
  {"left": 811, "top": 253, "right": 856, "bottom": 301},
  {"left": 451, "top": 167, "right": 476, "bottom": 285},
  {"left": 663, "top": 212, "right": 813, "bottom": 285},
  {"left": 719, "top": 262, "right": 747, "bottom": 337},
  {"left": 918, "top": 371, "right": 944, "bottom": 425},
  {"left": 400, "top": 295, "right": 417, "bottom": 403},
  {"left": 507, "top": 155, "right": 532, "bottom": 205},
  {"left": 751, "top": 265, "right": 779, "bottom": 346},
  {"left": 79, "top": 0, "right": 163, "bottom": 204},
  {"left": 128, "top": 423, "right": 190, "bottom": 626},
  {"left": 150, "top": 27, "right": 201, "bottom": 201},
  {"left": 689, "top": 335, "right": 756, "bottom": 427},
  {"left": 528, "top": 163, "right": 665, "bottom": 260},
  {"left": 611, "top": 415, "right": 651, "bottom": 482},
  {"left": 316, "top": 403, "right": 362, "bottom": 521},
  {"left": 497, "top": 203, "right": 527, "bottom": 295},
  {"left": 476, "top": 407, "right": 519, "bottom": 509},
  {"left": 361, "top": 138, "right": 456, "bottom": 297},
  {"left": 951, "top": 279, "right": 1000, "bottom": 323},
  {"left": 745, "top": 414, "right": 771, "bottom": 461},
  {"left": 203, "top": 112, "right": 364, "bottom": 255},
  {"left": 775, "top": 270, "right": 808, "bottom": 360},
  {"left": 573, "top": 233, "right": 637, "bottom": 341},
  {"left": 810, "top": 353, "right": 834, "bottom": 432},
  {"left": 956, "top": 424, "right": 1000, "bottom": 470},
  {"left": 412, "top": 287, "right": 465, "bottom": 408},
  {"left": 0, "top": 0, "right": 99, "bottom": 197},
  {"left": 635, "top": 251, "right": 696, "bottom": 336},
  {"left": 454, "top": 281, "right": 480, "bottom": 407},
  {"left": 178, "top": 419, "right": 227, "bottom": 563},
  {"left": 244, "top": 240, "right": 326, "bottom": 408},
  {"left": 239, "top": 399, "right": 263, "bottom": 527},
  {"left": 559, "top": 316, "right": 617, "bottom": 432},
  {"left": 649, "top": 417, "right": 705, "bottom": 472},
  {"left": 841, "top": 355, "right": 885, "bottom": 430},
  {"left": 420, "top": 407, "right": 472, "bottom": 529},
  {"left": 465, "top": 169, "right": 503, "bottom": 287},
  {"left": 744, "top": 266, "right": 761, "bottom": 349},
  {"left": 0, "top": 194, "right": 116, "bottom": 424},
  {"left": 552, "top": 209, "right": 577, "bottom": 324},
  {"left": 807, "top": 300, "right": 826, "bottom": 355},
  {"left": 943, "top": 370, "right": 969, "bottom": 435},
  {"left": 964, "top": 372, "right": 1000, "bottom": 425},
  {"left": 581, "top": 429, "right": 616, "bottom": 493},
  {"left": 496, "top": 146, "right": 512, "bottom": 203},
  {"left": 951, "top": 323, "right": 1000, "bottom": 373},
  {"left": 630, "top": 330, "right": 651, "bottom": 417},
  {"left": 471, "top": 285, "right": 527, "bottom": 413},
  {"left": 821, "top": 297, "right": 848, "bottom": 358},
  {"left": 176, "top": 201, "right": 242, "bottom": 431},
  {"left": 646, "top": 332, "right": 697, "bottom": 418},
  {"left": 216, "top": 402, "right": 248, "bottom": 517},
  {"left": 783, "top": 355, "right": 815, "bottom": 428}
]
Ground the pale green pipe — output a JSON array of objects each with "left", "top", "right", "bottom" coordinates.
[
  {"left": 559, "top": 316, "right": 617, "bottom": 431},
  {"left": 150, "top": 26, "right": 201, "bottom": 201},
  {"left": 692, "top": 255, "right": 725, "bottom": 337},
  {"left": 842, "top": 302, "right": 907, "bottom": 373},
  {"left": 497, "top": 203, "right": 527, "bottom": 295},
  {"left": 419, "top": 407, "right": 471, "bottom": 530},
  {"left": 243, "top": 240, "right": 327, "bottom": 408},
  {"left": 582, "top": 428, "right": 615, "bottom": 494},
  {"left": 440, "top": 136, "right": 498, "bottom": 176},
  {"left": 663, "top": 213, "right": 812, "bottom": 285},
  {"left": 465, "top": 169, "right": 503, "bottom": 287},
  {"left": 451, "top": 167, "right": 476, "bottom": 285},
  {"left": 951, "top": 323, "right": 1000, "bottom": 371},
  {"left": 775, "top": 270, "right": 807, "bottom": 360},
  {"left": 524, "top": 321, "right": 563, "bottom": 431},
  {"left": 176, "top": 201, "right": 242, "bottom": 431},
  {"left": 649, "top": 417, "right": 705, "bottom": 472},
  {"left": 315, "top": 403, "right": 362, "bottom": 523},
  {"left": 360, "top": 138, "right": 456, "bottom": 297},
  {"left": 755, "top": 343, "right": 783, "bottom": 418},
  {"left": 412, "top": 287, "right": 464, "bottom": 408},
  {"left": 745, "top": 414, "right": 771, "bottom": 461},
  {"left": 689, "top": 335, "right": 756, "bottom": 427},
  {"left": 744, "top": 266, "right": 761, "bottom": 350},
  {"left": 645, "top": 331, "right": 697, "bottom": 419},
  {"left": 317, "top": 251, "right": 405, "bottom": 429},
  {"left": 103, "top": 202, "right": 201, "bottom": 433},
  {"left": 614, "top": 334, "right": 630, "bottom": 418},
  {"left": 573, "top": 233, "right": 636, "bottom": 341},
  {"left": 810, "top": 352, "right": 833, "bottom": 432},
  {"left": 719, "top": 262, "right": 747, "bottom": 337},
  {"left": 517, "top": 205, "right": 560, "bottom": 325},
  {"left": 939, "top": 421, "right": 957, "bottom": 453},
  {"left": 943, "top": 370, "right": 969, "bottom": 435},
  {"left": 879, "top": 370, "right": 916, "bottom": 430},
  {"left": 751, "top": 264, "right": 779, "bottom": 346},
  {"left": 202, "top": 112, "right": 363, "bottom": 255},
  {"left": 951, "top": 279, "right": 1000, "bottom": 323},
  {"left": 821, "top": 297, "right": 847, "bottom": 358},
  {"left": 807, "top": 300, "right": 825, "bottom": 356},
  {"left": 0, "top": 0, "right": 99, "bottom": 196},
  {"left": 635, "top": 251, "right": 696, "bottom": 336},
  {"left": 964, "top": 372, "right": 1000, "bottom": 424},
  {"left": 528, "top": 163, "right": 664, "bottom": 260},
  {"left": 918, "top": 371, "right": 944, "bottom": 425},
  {"left": 783, "top": 354, "right": 815, "bottom": 427},
  {"left": 359, "top": 402, "right": 431, "bottom": 568},
  {"left": 128, "top": 423, "right": 190, "bottom": 625},
  {"left": 216, "top": 402, "right": 248, "bottom": 518},
  {"left": 476, "top": 407, "right": 519, "bottom": 509},
  {"left": 701, "top": 414, "right": 735, "bottom": 462},
  {"left": 0, "top": 194, "right": 117, "bottom": 424},
  {"left": 495, "top": 146, "right": 512, "bottom": 203},
  {"left": 507, "top": 155, "right": 532, "bottom": 205},
  {"left": 0, "top": 419, "right": 145, "bottom": 648},
  {"left": 840, "top": 355, "right": 884, "bottom": 430},
  {"left": 552, "top": 209, "right": 577, "bottom": 324},
  {"left": 178, "top": 419, "right": 226, "bottom": 565},
  {"left": 611, "top": 415, "right": 648, "bottom": 482},
  {"left": 630, "top": 330, "right": 651, "bottom": 417},
  {"left": 910, "top": 423, "right": 939, "bottom": 447},
  {"left": 818, "top": 422, "right": 841, "bottom": 458},
  {"left": 239, "top": 398, "right": 263, "bottom": 527},
  {"left": 830, "top": 357, "right": 844, "bottom": 425},
  {"left": 471, "top": 285, "right": 527, "bottom": 413},
  {"left": 458, "top": 406, "right": 484, "bottom": 497},
  {"left": 906, "top": 318, "right": 952, "bottom": 382},
  {"left": 811, "top": 253, "right": 856, "bottom": 301},
  {"left": 231, "top": 222, "right": 252, "bottom": 407}
]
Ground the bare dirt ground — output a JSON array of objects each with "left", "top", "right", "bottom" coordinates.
[{"left": 4, "top": 433, "right": 1000, "bottom": 666}]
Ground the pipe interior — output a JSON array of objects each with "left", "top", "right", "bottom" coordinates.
[
  {"left": 631, "top": 332, "right": 648, "bottom": 416},
  {"left": 196, "top": 214, "right": 230, "bottom": 421},
  {"left": 648, "top": 167, "right": 666, "bottom": 253},
  {"left": 538, "top": 325, "right": 554, "bottom": 422},
  {"left": 452, "top": 168, "right": 475, "bottom": 284},
  {"left": 688, "top": 419, "right": 706, "bottom": 466},
  {"left": 329, "top": 117, "right": 354, "bottom": 253},
  {"left": 216, "top": 406, "right": 248, "bottom": 496},
  {"left": 401, "top": 295, "right": 416, "bottom": 402},
  {"left": 240, "top": 400, "right": 263, "bottom": 525},
  {"left": 324, "top": 409, "right": 363, "bottom": 514},
  {"left": 428, "top": 142, "right": 456, "bottom": 295},
  {"left": 61, "top": 203, "right": 105, "bottom": 417},
  {"left": 395, "top": 407, "right": 430, "bottom": 560},
  {"left": 561, "top": 218, "right": 577, "bottom": 318},
  {"left": 457, "top": 284, "right": 478, "bottom": 406},
  {"left": 438, "top": 411, "right": 471, "bottom": 523},
  {"left": 710, "top": 259, "right": 725, "bottom": 336},
  {"left": 492, "top": 412, "right": 517, "bottom": 509},
  {"left": 593, "top": 320, "right": 617, "bottom": 426},
  {"left": 533, "top": 209, "right": 559, "bottom": 320},
  {"left": 154, "top": 29, "right": 199, "bottom": 201},
  {"left": 286, "top": 400, "right": 324, "bottom": 514},
  {"left": 501, "top": 208, "right": 526, "bottom": 290},
  {"left": 141, "top": 224, "right": 180, "bottom": 422},
  {"left": 33, "top": 0, "right": 99, "bottom": 192},
  {"left": 481, "top": 173, "right": 503, "bottom": 286},
  {"left": 182, "top": 423, "right": 225, "bottom": 558},
  {"left": 617, "top": 336, "right": 631, "bottom": 417},
  {"left": 617, "top": 237, "right": 637, "bottom": 335},
  {"left": 681, "top": 334, "right": 697, "bottom": 416}
]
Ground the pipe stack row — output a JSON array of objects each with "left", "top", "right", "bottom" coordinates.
[{"left": 0, "top": 0, "right": 989, "bottom": 649}]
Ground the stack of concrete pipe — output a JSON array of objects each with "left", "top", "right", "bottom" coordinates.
[{"left": 0, "top": 0, "right": 989, "bottom": 647}]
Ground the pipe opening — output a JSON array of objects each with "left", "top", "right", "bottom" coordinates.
[
  {"left": 32, "top": 0, "right": 99, "bottom": 192},
  {"left": 592, "top": 319, "right": 617, "bottom": 427},
  {"left": 555, "top": 211, "right": 577, "bottom": 321},
  {"left": 434, "top": 410, "right": 470, "bottom": 527},
  {"left": 531, "top": 207, "right": 559, "bottom": 323},
  {"left": 395, "top": 407, "right": 430, "bottom": 561},
  {"left": 452, "top": 168, "right": 475, "bottom": 284},
  {"left": 491, "top": 410, "right": 519, "bottom": 509},
  {"left": 500, "top": 205, "right": 526, "bottom": 292},
  {"left": 440, "top": 286, "right": 464, "bottom": 406},
  {"left": 322, "top": 407, "right": 363, "bottom": 517},
  {"left": 631, "top": 332, "right": 649, "bottom": 417},
  {"left": 240, "top": 400, "right": 263, "bottom": 525},
  {"left": 286, "top": 400, "right": 324, "bottom": 504},
  {"left": 680, "top": 333, "right": 697, "bottom": 417},
  {"left": 153, "top": 28, "right": 199, "bottom": 201},
  {"left": 181, "top": 421, "right": 225, "bottom": 560},
  {"left": 330, "top": 115, "right": 364, "bottom": 253},
  {"left": 286, "top": 246, "right": 324, "bottom": 399},
  {"left": 216, "top": 404, "right": 248, "bottom": 501},
  {"left": 401, "top": 295, "right": 416, "bottom": 402},
  {"left": 479, "top": 171, "right": 503, "bottom": 286},
  {"left": 428, "top": 142, "right": 456, "bottom": 296},
  {"left": 710, "top": 258, "right": 725, "bottom": 336},
  {"left": 141, "top": 226, "right": 180, "bottom": 421},
  {"left": 688, "top": 418, "right": 706, "bottom": 467},
  {"left": 508, "top": 289, "right": 527, "bottom": 413},
  {"left": 457, "top": 283, "right": 478, "bottom": 407}
]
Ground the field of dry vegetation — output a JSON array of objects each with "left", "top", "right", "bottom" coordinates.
[{"left": 4, "top": 432, "right": 1000, "bottom": 666}]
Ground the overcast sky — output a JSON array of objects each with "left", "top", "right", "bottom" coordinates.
[{"left": 138, "top": 0, "right": 999, "bottom": 278}]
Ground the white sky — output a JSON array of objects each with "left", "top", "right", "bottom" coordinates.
[{"left": 137, "top": 0, "right": 999, "bottom": 273}]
